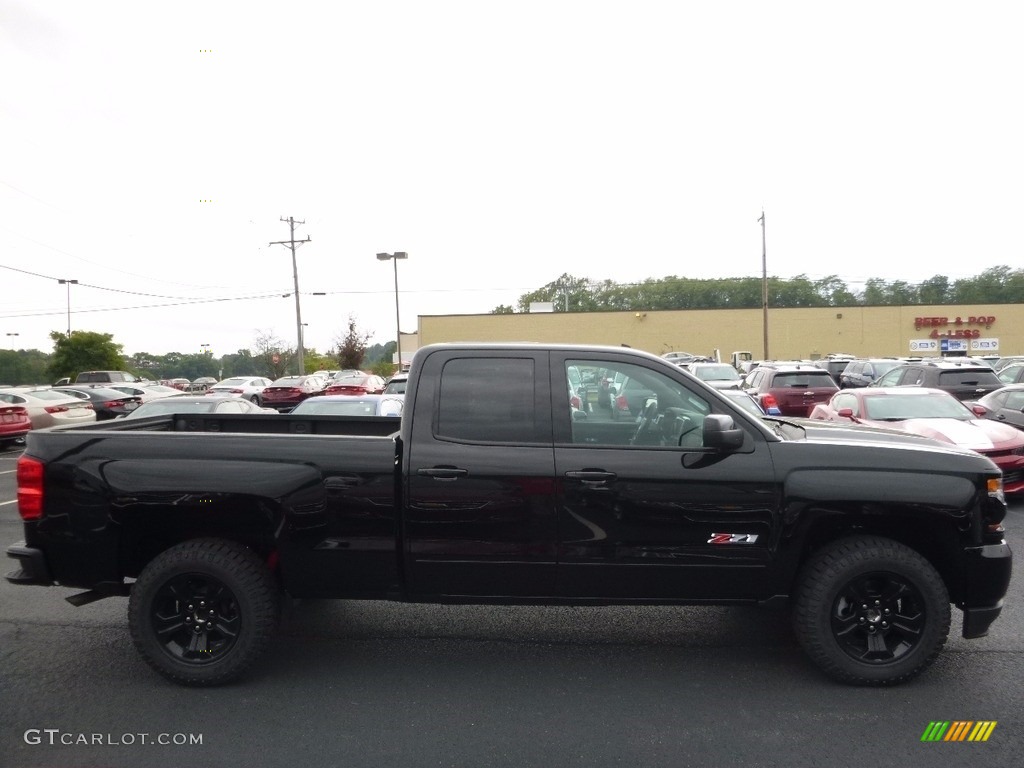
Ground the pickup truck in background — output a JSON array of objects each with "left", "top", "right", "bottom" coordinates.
[{"left": 6, "top": 343, "right": 1012, "bottom": 687}]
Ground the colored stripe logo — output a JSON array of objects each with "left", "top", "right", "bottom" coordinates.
[{"left": 921, "top": 721, "right": 997, "bottom": 742}]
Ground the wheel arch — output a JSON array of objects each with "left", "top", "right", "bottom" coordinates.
[{"left": 784, "top": 502, "right": 968, "bottom": 604}]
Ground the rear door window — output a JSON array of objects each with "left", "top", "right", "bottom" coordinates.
[{"left": 436, "top": 357, "right": 547, "bottom": 444}]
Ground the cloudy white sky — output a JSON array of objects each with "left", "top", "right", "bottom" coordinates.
[{"left": 2, "top": 1, "right": 1021, "bottom": 357}]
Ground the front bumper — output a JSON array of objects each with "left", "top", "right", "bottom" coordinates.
[{"left": 959, "top": 541, "right": 1012, "bottom": 638}]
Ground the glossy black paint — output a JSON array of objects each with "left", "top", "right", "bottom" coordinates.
[{"left": 5, "top": 344, "right": 1013, "bottom": 633}]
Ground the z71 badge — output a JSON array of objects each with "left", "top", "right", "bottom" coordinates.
[{"left": 708, "top": 533, "right": 759, "bottom": 544}]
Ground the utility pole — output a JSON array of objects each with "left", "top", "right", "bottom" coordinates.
[
  {"left": 270, "top": 217, "right": 311, "bottom": 375},
  {"left": 758, "top": 209, "right": 769, "bottom": 360}
]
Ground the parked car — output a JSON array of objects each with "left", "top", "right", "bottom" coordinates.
[
  {"left": 607, "top": 372, "right": 656, "bottom": 419},
  {"left": 125, "top": 395, "right": 277, "bottom": 418},
  {"left": 381, "top": 373, "right": 408, "bottom": 395},
  {"left": 968, "top": 385, "right": 1024, "bottom": 432},
  {"left": 660, "top": 351, "right": 705, "bottom": 365},
  {"left": 205, "top": 376, "right": 274, "bottom": 404},
  {"left": 185, "top": 377, "right": 218, "bottom": 393},
  {"left": 290, "top": 394, "right": 403, "bottom": 417},
  {"left": 718, "top": 388, "right": 779, "bottom": 417},
  {"left": 871, "top": 360, "right": 1002, "bottom": 401},
  {"left": 51, "top": 386, "right": 143, "bottom": 420},
  {"left": 324, "top": 372, "right": 386, "bottom": 397},
  {"left": 0, "top": 388, "right": 97, "bottom": 429},
  {"left": 809, "top": 386, "right": 1024, "bottom": 493},
  {"left": 838, "top": 358, "right": 905, "bottom": 388},
  {"left": 107, "top": 384, "right": 184, "bottom": 403},
  {"left": 995, "top": 363, "right": 1024, "bottom": 385},
  {"left": 684, "top": 362, "right": 744, "bottom": 390},
  {"left": 813, "top": 354, "right": 856, "bottom": 385},
  {"left": 742, "top": 362, "right": 839, "bottom": 417},
  {"left": 167, "top": 378, "right": 191, "bottom": 391},
  {"left": 62, "top": 370, "right": 142, "bottom": 385},
  {"left": 260, "top": 375, "right": 329, "bottom": 412},
  {"left": 992, "top": 356, "right": 1024, "bottom": 372},
  {"left": 0, "top": 401, "right": 32, "bottom": 448}
]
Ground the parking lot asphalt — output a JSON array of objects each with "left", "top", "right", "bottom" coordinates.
[{"left": 1, "top": 441, "right": 1021, "bottom": 767}]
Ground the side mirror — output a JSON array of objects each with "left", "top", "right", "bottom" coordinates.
[
  {"left": 702, "top": 414, "right": 744, "bottom": 450},
  {"left": 837, "top": 407, "right": 855, "bottom": 418},
  {"left": 970, "top": 404, "right": 987, "bottom": 417}
]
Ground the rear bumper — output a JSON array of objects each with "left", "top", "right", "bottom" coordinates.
[
  {"left": 959, "top": 541, "right": 1012, "bottom": 638},
  {"left": 5, "top": 542, "right": 53, "bottom": 586}
]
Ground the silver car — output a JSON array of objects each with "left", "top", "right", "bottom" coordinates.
[
  {"left": 0, "top": 387, "right": 98, "bottom": 429},
  {"left": 205, "top": 376, "right": 274, "bottom": 404}
]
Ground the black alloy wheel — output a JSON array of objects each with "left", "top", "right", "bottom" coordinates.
[
  {"left": 793, "top": 535, "right": 950, "bottom": 685},
  {"left": 149, "top": 573, "right": 242, "bottom": 665},
  {"left": 129, "top": 539, "right": 280, "bottom": 686},
  {"left": 829, "top": 571, "right": 926, "bottom": 664}
]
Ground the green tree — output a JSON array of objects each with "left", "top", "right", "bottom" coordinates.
[
  {"left": 0, "top": 348, "right": 51, "bottom": 386},
  {"left": 918, "top": 275, "right": 950, "bottom": 305},
  {"left": 369, "top": 358, "right": 396, "bottom": 377},
  {"left": 46, "top": 331, "right": 124, "bottom": 382},
  {"left": 334, "top": 315, "right": 371, "bottom": 370},
  {"left": 515, "top": 274, "right": 598, "bottom": 313}
]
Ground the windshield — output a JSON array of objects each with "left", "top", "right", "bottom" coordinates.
[
  {"left": 127, "top": 401, "right": 217, "bottom": 417},
  {"left": 863, "top": 394, "right": 973, "bottom": 421},
  {"left": 694, "top": 365, "right": 740, "bottom": 382}
]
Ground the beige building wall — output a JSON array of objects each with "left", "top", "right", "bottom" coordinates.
[{"left": 418, "top": 305, "right": 1019, "bottom": 360}]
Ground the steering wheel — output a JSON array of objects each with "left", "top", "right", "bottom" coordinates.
[{"left": 630, "top": 399, "right": 659, "bottom": 445}]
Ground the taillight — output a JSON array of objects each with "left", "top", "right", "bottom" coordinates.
[
  {"left": 17, "top": 456, "right": 44, "bottom": 521},
  {"left": 103, "top": 400, "right": 125, "bottom": 408},
  {"left": 570, "top": 395, "right": 582, "bottom": 409},
  {"left": 761, "top": 393, "right": 780, "bottom": 410},
  {"left": 230, "top": 389, "right": 244, "bottom": 394},
  {"left": 44, "top": 405, "right": 69, "bottom": 414}
]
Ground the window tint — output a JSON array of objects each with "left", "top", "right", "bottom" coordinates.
[
  {"left": 437, "top": 358, "right": 541, "bottom": 443},
  {"left": 1004, "top": 391, "right": 1024, "bottom": 410},
  {"left": 937, "top": 370, "right": 1001, "bottom": 386},
  {"left": 565, "top": 359, "right": 712, "bottom": 447},
  {"left": 771, "top": 372, "right": 835, "bottom": 387}
]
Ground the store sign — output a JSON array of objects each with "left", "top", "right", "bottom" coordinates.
[
  {"left": 909, "top": 339, "right": 939, "bottom": 352},
  {"left": 914, "top": 315, "right": 996, "bottom": 339},
  {"left": 971, "top": 338, "right": 1000, "bottom": 351},
  {"left": 940, "top": 339, "right": 969, "bottom": 352}
]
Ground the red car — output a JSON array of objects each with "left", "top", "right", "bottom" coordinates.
[
  {"left": 324, "top": 372, "right": 385, "bottom": 397},
  {"left": 0, "top": 401, "right": 31, "bottom": 448},
  {"left": 810, "top": 386, "right": 1024, "bottom": 493},
  {"left": 260, "top": 375, "right": 329, "bottom": 412}
]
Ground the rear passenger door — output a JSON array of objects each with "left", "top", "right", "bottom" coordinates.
[{"left": 404, "top": 350, "right": 558, "bottom": 598}]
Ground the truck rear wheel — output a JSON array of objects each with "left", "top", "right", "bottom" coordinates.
[
  {"left": 793, "top": 535, "right": 950, "bottom": 685},
  {"left": 128, "top": 539, "right": 279, "bottom": 686}
]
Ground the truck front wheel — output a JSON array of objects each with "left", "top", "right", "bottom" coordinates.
[
  {"left": 793, "top": 535, "right": 950, "bottom": 685},
  {"left": 128, "top": 539, "right": 280, "bottom": 686}
]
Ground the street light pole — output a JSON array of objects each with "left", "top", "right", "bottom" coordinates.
[
  {"left": 757, "top": 210, "right": 769, "bottom": 360},
  {"left": 57, "top": 279, "right": 78, "bottom": 336},
  {"left": 376, "top": 252, "right": 408, "bottom": 371}
]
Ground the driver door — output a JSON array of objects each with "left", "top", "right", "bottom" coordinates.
[{"left": 551, "top": 352, "right": 782, "bottom": 600}]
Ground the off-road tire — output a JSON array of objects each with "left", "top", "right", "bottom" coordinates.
[
  {"left": 128, "top": 538, "right": 279, "bottom": 686},
  {"left": 793, "top": 535, "right": 950, "bottom": 686}
]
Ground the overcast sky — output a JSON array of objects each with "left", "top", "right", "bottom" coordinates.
[{"left": 2, "top": 1, "right": 1022, "bottom": 357}]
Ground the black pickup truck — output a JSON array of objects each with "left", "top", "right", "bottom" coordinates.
[{"left": 6, "top": 343, "right": 1012, "bottom": 686}]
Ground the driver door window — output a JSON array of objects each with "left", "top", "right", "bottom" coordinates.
[{"left": 564, "top": 360, "right": 711, "bottom": 448}]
